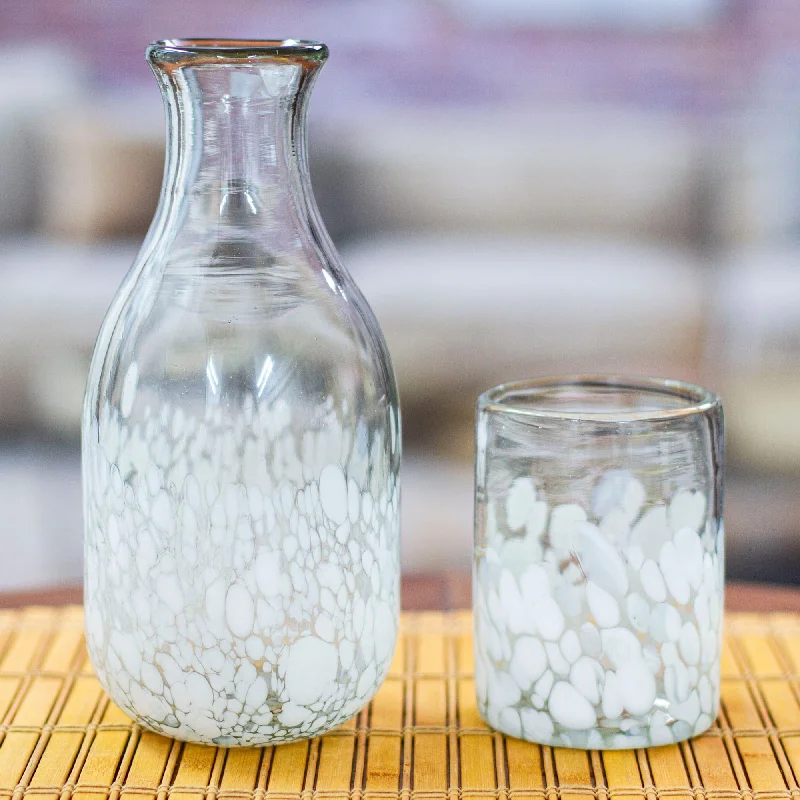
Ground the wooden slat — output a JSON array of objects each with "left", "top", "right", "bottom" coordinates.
[
  {"left": 415, "top": 679, "right": 447, "bottom": 727},
  {"left": 28, "top": 730, "right": 85, "bottom": 789},
  {"left": 387, "top": 639, "right": 405, "bottom": 679},
  {"left": 721, "top": 680, "right": 764, "bottom": 729},
  {"left": 779, "top": 636, "right": 800, "bottom": 672},
  {"left": 460, "top": 734, "right": 495, "bottom": 800},
  {"left": 457, "top": 679, "right": 484, "bottom": 729},
  {"left": 781, "top": 736, "right": 800, "bottom": 790},
  {"left": 266, "top": 741, "right": 308, "bottom": 795},
  {"left": 40, "top": 630, "right": 84, "bottom": 673},
  {"left": 554, "top": 748, "right": 593, "bottom": 800},
  {"left": 413, "top": 733, "right": 447, "bottom": 792},
  {"left": 738, "top": 636, "right": 784, "bottom": 677},
  {"left": 603, "top": 749, "right": 643, "bottom": 795},
  {"left": 416, "top": 633, "right": 446, "bottom": 676},
  {"left": 689, "top": 736, "right": 739, "bottom": 791},
  {"left": 457, "top": 630, "right": 474, "bottom": 676},
  {"left": 364, "top": 735, "right": 400, "bottom": 793},
  {"left": 11, "top": 677, "right": 62, "bottom": 726},
  {"left": 0, "top": 731, "right": 40, "bottom": 797},
  {"left": 720, "top": 640, "right": 742, "bottom": 678},
  {"left": 316, "top": 736, "right": 355, "bottom": 792},
  {"left": 74, "top": 729, "right": 131, "bottom": 800},
  {"left": 218, "top": 748, "right": 263, "bottom": 794},
  {"left": 0, "top": 630, "right": 46, "bottom": 673},
  {"left": 506, "top": 737, "right": 544, "bottom": 797},
  {"left": 120, "top": 731, "right": 173, "bottom": 800},
  {"left": 171, "top": 743, "right": 217, "bottom": 800},
  {"left": 0, "top": 678, "right": 21, "bottom": 722},
  {"left": 58, "top": 676, "right": 104, "bottom": 726},
  {"left": 646, "top": 743, "right": 693, "bottom": 800},
  {"left": 371, "top": 679, "right": 404, "bottom": 730},
  {"left": 759, "top": 680, "right": 800, "bottom": 729},
  {"left": 736, "top": 736, "right": 787, "bottom": 791}
]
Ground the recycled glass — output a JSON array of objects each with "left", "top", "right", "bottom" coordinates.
[
  {"left": 473, "top": 377, "right": 723, "bottom": 749},
  {"left": 82, "top": 40, "right": 401, "bottom": 746}
]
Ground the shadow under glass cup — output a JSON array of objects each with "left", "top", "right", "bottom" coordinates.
[{"left": 473, "top": 376, "right": 724, "bottom": 749}]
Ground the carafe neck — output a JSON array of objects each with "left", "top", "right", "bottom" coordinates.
[{"left": 146, "top": 40, "right": 327, "bottom": 251}]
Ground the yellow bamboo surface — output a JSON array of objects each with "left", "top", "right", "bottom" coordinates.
[{"left": 0, "top": 608, "right": 799, "bottom": 800}]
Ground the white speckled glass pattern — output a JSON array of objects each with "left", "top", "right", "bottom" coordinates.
[
  {"left": 82, "top": 40, "right": 400, "bottom": 746},
  {"left": 473, "top": 377, "right": 724, "bottom": 749}
]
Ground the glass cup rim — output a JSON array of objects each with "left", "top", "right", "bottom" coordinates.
[{"left": 477, "top": 375, "right": 721, "bottom": 423}]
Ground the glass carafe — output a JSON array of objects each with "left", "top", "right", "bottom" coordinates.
[{"left": 82, "top": 39, "right": 401, "bottom": 746}]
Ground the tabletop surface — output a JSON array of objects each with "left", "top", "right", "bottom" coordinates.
[
  {"left": 0, "top": 607, "right": 798, "bottom": 800},
  {"left": 2, "top": 575, "right": 799, "bottom": 611}
]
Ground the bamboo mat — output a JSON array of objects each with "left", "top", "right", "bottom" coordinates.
[{"left": 0, "top": 608, "right": 800, "bottom": 800}]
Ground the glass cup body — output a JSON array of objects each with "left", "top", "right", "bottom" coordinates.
[
  {"left": 82, "top": 40, "right": 401, "bottom": 746},
  {"left": 473, "top": 376, "right": 724, "bottom": 749}
]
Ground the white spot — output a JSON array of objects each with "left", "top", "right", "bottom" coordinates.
[
  {"left": 255, "top": 549, "right": 281, "bottom": 597},
  {"left": 283, "top": 636, "right": 338, "bottom": 705},
  {"left": 549, "top": 504, "right": 586, "bottom": 552},
  {"left": 498, "top": 707, "right": 522, "bottom": 738},
  {"left": 521, "top": 707, "right": 554, "bottom": 741},
  {"left": 534, "top": 596, "right": 564, "bottom": 641},
  {"left": 374, "top": 602, "right": 396, "bottom": 662},
  {"left": 674, "top": 527, "right": 704, "bottom": 591},
  {"left": 576, "top": 522, "right": 628, "bottom": 598},
  {"left": 560, "top": 630, "right": 581, "bottom": 664},
  {"left": 156, "top": 574, "right": 183, "bottom": 614},
  {"left": 650, "top": 603, "right": 682, "bottom": 643},
  {"left": 586, "top": 581, "right": 620, "bottom": 628},
  {"left": 640, "top": 559, "right": 667, "bottom": 603},
  {"left": 601, "top": 627, "right": 642, "bottom": 668},
  {"left": 548, "top": 681, "right": 596, "bottom": 730},
  {"left": 245, "top": 636, "right": 265, "bottom": 660},
  {"left": 185, "top": 672, "right": 213, "bottom": 709},
  {"left": 617, "top": 659, "right": 656, "bottom": 715},
  {"left": 506, "top": 477, "right": 537, "bottom": 531},
  {"left": 679, "top": 621, "right": 701, "bottom": 665},
  {"left": 246, "top": 676, "right": 269, "bottom": 708},
  {"left": 698, "top": 675, "right": 713, "bottom": 714},
  {"left": 320, "top": 464, "right": 348, "bottom": 524},
  {"left": 602, "top": 670, "right": 624, "bottom": 719},
  {"left": 151, "top": 491, "right": 174, "bottom": 534},
  {"left": 669, "top": 490, "right": 706, "bottom": 533},
  {"left": 545, "top": 641, "right": 571, "bottom": 676},
  {"left": 671, "top": 689, "right": 701, "bottom": 725},
  {"left": 569, "top": 657, "right": 603, "bottom": 705},
  {"left": 630, "top": 505, "right": 671, "bottom": 561},
  {"left": 205, "top": 579, "right": 226, "bottom": 621},
  {"left": 518, "top": 564, "right": 551, "bottom": 604},
  {"left": 592, "top": 470, "right": 644, "bottom": 522},
  {"left": 226, "top": 583, "right": 255, "bottom": 638},
  {"left": 659, "top": 541, "right": 690, "bottom": 605},
  {"left": 579, "top": 622, "right": 602, "bottom": 658},
  {"left": 357, "top": 662, "right": 378, "bottom": 697},
  {"left": 280, "top": 702, "right": 313, "bottom": 727},
  {"left": 626, "top": 593, "right": 650, "bottom": 633},
  {"left": 509, "top": 636, "right": 547, "bottom": 691}
]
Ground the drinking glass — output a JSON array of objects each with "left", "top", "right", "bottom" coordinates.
[{"left": 473, "top": 376, "right": 724, "bottom": 749}]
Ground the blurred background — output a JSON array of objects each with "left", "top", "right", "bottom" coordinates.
[{"left": 1, "top": 0, "right": 800, "bottom": 592}]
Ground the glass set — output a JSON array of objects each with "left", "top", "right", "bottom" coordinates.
[{"left": 82, "top": 40, "right": 724, "bottom": 750}]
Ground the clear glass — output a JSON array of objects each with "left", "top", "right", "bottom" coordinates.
[
  {"left": 473, "top": 376, "right": 724, "bottom": 749},
  {"left": 82, "top": 40, "right": 401, "bottom": 746}
]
